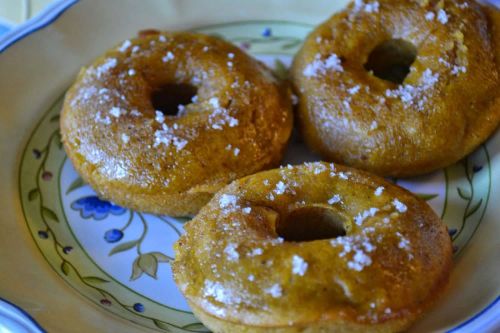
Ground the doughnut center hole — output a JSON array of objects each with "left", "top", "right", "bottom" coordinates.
[
  {"left": 277, "top": 206, "right": 347, "bottom": 242},
  {"left": 151, "top": 83, "right": 197, "bottom": 116},
  {"left": 364, "top": 39, "right": 417, "bottom": 84}
]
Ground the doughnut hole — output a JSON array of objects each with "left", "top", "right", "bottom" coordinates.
[
  {"left": 277, "top": 206, "right": 347, "bottom": 242},
  {"left": 364, "top": 39, "right": 417, "bottom": 84},
  {"left": 151, "top": 83, "right": 197, "bottom": 116}
]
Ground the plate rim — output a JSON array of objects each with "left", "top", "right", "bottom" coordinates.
[{"left": 2, "top": 1, "right": 499, "bottom": 332}]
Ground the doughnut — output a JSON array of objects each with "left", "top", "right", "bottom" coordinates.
[
  {"left": 173, "top": 162, "right": 452, "bottom": 332},
  {"left": 61, "top": 31, "right": 293, "bottom": 216},
  {"left": 291, "top": 0, "right": 500, "bottom": 177}
]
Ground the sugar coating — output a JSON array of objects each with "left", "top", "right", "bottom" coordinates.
[
  {"left": 385, "top": 69, "right": 439, "bottom": 111},
  {"left": 274, "top": 181, "right": 287, "bottom": 195},
  {"left": 121, "top": 133, "right": 130, "bottom": 144},
  {"left": 219, "top": 194, "right": 238, "bottom": 209},
  {"left": 291, "top": 255, "right": 308, "bottom": 276},
  {"left": 347, "top": 85, "right": 361, "bottom": 95},
  {"left": 355, "top": 207, "right": 379, "bottom": 226},
  {"left": 95, "top": 58, "right": 117, "bottom": 79},
  {"left": 118, "top": 40, "right": 131, "bottom": 52},
  {"left": 153, "top": 123, "right": 188, "bottom": 150},
  {"left": 109, "top": 107, "right": 123, "bottom": 118},
  {"left": 353, "top": 0, "right": 380, "bottom": 14},
  {"left": 162, "top": 51, "right": 175, "bottom": 62},
  {"left": 392, "top": 199, "right": 407, "bottom": 213},
  {"left": 248, "top": 248, "right": 264, "bottom": 257},
  {"left": 95, "top": 111, "right": 111, "bottom": 125},
  {"left": 328, "top": 194, "right": 342, "bottom": 204},
  {"left": 437, "top": 9, "right": 449, "bottom": 24},
  {"left": 203, "top": 280, "right": 241, "bottom": 305},
  {"left": 374, "top": 186, "right": 384, "bottom": 196},
  {"left": 264, "top": 284, "right": 282, "bottom": 298},
  {"left": 331, "top": 235, "right": 376, "bottom": 271},
  {"left": 223, "top": 243, "right": 239, "bottom": 261},
  {"left": 303, "top": 53, "right": 344, "bottom": 77},
  {"left": 207, "top": 97, "right": 239, "bottom": 130},
  {"left": 155, "top": 111, "right": 165, "bottom": 123}
]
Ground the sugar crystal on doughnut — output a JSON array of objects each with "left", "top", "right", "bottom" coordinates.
[
  {"left": 374, "top": 186, "right": 384, "bottom": 196},
  {"left": 155, "top": 110, "right": 165, "bottom": 123},
  {"left": 248, "top": 248, "right": 263, "bottom": 257},
  {"left": 264, "top": 284, "right": 282, "bottom": 298},
  {"left": 328, "top": 194, "right": 342, "bottom": 204},
  {"left": 303, "top": 53, "right": 343, "bottom": 77},
  {"left": 118, "top": 40, "right": 131, "bottom": 52},
  {"left": 392, "top": 199, "right": 407, "bottom": 213},
  {"left": 291, "top": 255, "right": 308, "bottom": 276},
  {"left": 95, "top": 58, "right": 117, "bottom": 79},
  {"left": 109, "top": 107, "right": 123, "bottom": 118},
  {"left": 203, "top": 280, "right": 241, "bottom": 305},
  {"left": 223, "top": 243, "right": 239, "bottom": 261},
  {"left": 437, "top": 9, "right": 449, "bottom": 24},
  {"left": 354, "top": 207, "right": 379, "bottom": 226},
  {"left": 219, "top": 194, "right": 239, "bottom": 209},
  {"left": 121, "top": 133, "right": 129, "bottom": 144},
  {"left": 396, "top": 232, "right": 411, "bottom": 251},
  {"left": 162, "top": 51, "right": 174, "bottom": 62},
  {"left": 94, "top": 111, "right": 111, "bottom": 125}
]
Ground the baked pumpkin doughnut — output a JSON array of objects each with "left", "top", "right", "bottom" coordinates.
[
  {"left": 291, "top": 0, "right": 500, "bottom": 177},
  {"left": 173, "top": 162, "right": 452, "bottom": 332},
  {"left": 61, "top": 31, "right": 292, "bottom": 216}
]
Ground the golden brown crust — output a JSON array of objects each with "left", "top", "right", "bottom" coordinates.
[
  {"left": 61, "top": 31, "right": 293, "bottom": 216},
  {"left": 291, "top": 0, "right": 500, "bottom": 177},
  {"left": 173, "top": 162, "right": 453, "bottom": 332}
]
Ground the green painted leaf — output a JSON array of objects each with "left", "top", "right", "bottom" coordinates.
[
  {"left": 28, "top": 188, "right": 40, "bottom": 201},
  {"left": 61, "top": 261, "right": 70, "bottom": 275},
  {"left": 151, "top": 252, "right": 172, "bottom": 263},
  {"left": 416, "top": 193, "right": 439, "bottom": 201},
  {"left": 465, "top": 199, "right": 483, "bottom": 218},
  {"left": 457, "top": 187, "right": 471, "bottom": 200},
  {"left": 182, "top": 322, "right": 209, "bottom": 332},
  {"left": 82, "top": 276, "right": 109, "bottom": 284},
  {"left": 273, "top": 59, "right": 289, "bottom": 81},
  {"left": 174, "top": 216, "right": 191, "bottom": 224},
  {"left": 282, "top": 40, "right": 301, "bottom": 49},
  {"left": 108, "top": 240, "right": 138, "bottom": 256},
  {"left": 138, "top": 253, "right": 158, "bottom": 279},
  {"left": 54, "top": 131, "right": 64, "bottom": 149},
  {"left": 130, "top": 256, "right": 143, "bottom": 281},
  {"left": 50, "top": 114, "right": 60, "bottom": 122},
  {"left": 42, "top": 207, "right": 59, "bottom": 223},
  {"left": 153, "top": 319, "right": 172, "bottom": 332},
  {"left": 66, "top": 176, "right": 86, "bottom": 194}
]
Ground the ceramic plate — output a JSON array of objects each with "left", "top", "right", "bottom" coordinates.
[{"left": 0, "top": 1, "right": 499, "bottom": 332}]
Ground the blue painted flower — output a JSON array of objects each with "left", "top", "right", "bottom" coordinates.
[
  {"left": 104, "top": 229, "right": 124, "bottom": 243},
  {"left": 262, "top": 27, "right": 272, "bottom": 37},
  {"left": 71, "top": 196, "right": 126, "bottom": 220},
  {"left": 133, "top": 303, "right": 144, "bottom": 312}
]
